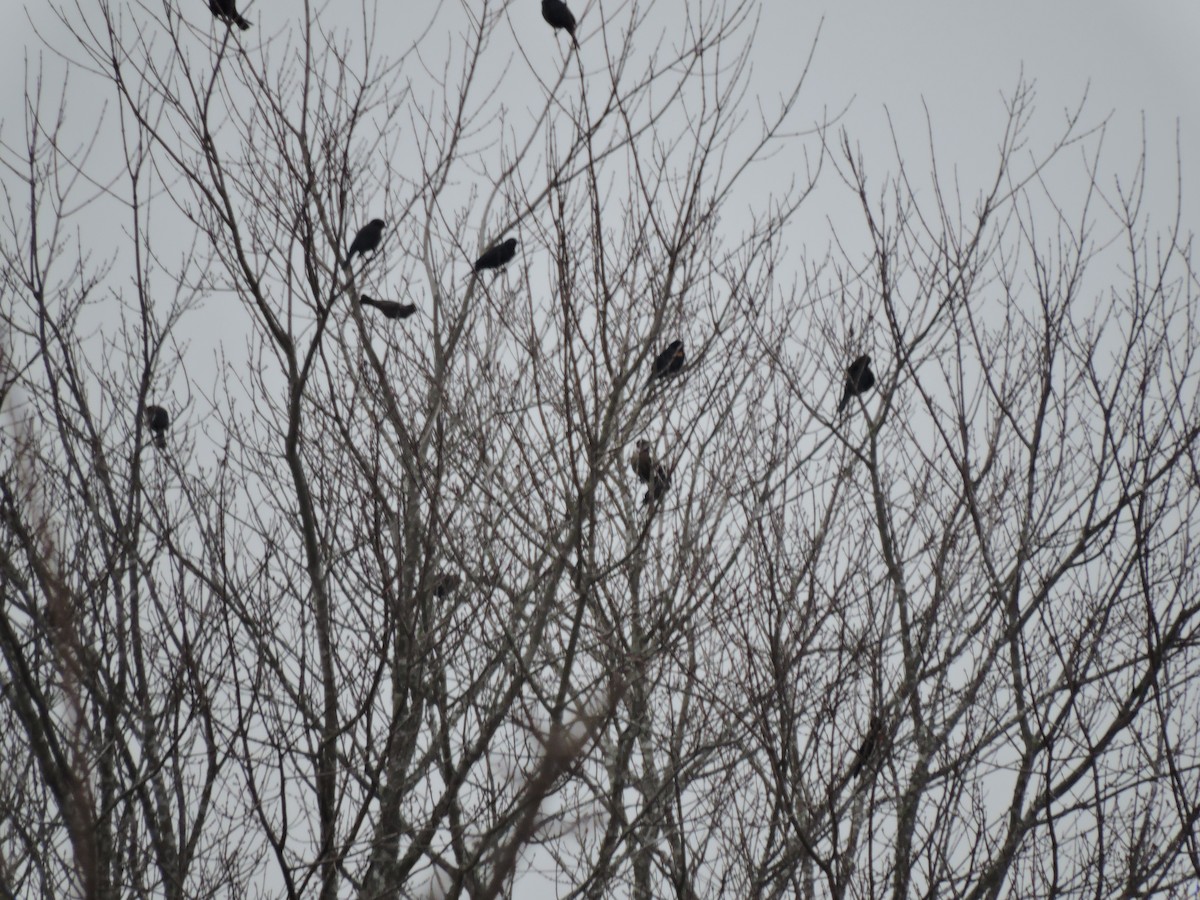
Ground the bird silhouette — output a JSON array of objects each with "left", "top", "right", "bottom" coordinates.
[
  {"left": 360, "top": 296, "right": 417, "bottom": 320},
  {"left": 144, "top": 404, "right": 170, "bottom": 450},
  {"left": 343, "top": 219, "right": 386, "bottom": 270},
  {"left": 632, "top": 440, "right": 670, "bottom": 506},
  {"left": 837, "top": 354, "right": 876, "bottom": 414},
  {"left": 208, "top": 0, "right": 250, "bottom": 30},
  {"left": 850, "top": 714, "right": 883, "bottom": 779},
  {"left": 631, "top": 439, "right": 654, "bottom": 483},
  {"left": 648, "top": 340, "right": 685, "bottom": 386},
  {"left": 643, "top": 464, "right": 671, "bottom": 507},
  {"left": 432, "top": 573, "right": 461, "bottom": 597},
  {"left": 541, "top": 0, "right": 579, "bottom": 49},
  {"left": 473, "top": 238, "right": 518, "bottom": 272}
]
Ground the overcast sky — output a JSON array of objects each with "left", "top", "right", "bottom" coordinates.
[
  {"left": 5, "top": 1, "right": 1197, "bottom": 186},
  {"left": 4, "top": 0, "right": 1195, "bottom": 278},
  {"left": 818, "top": 0, "right": 1199, "bottom": 209}
]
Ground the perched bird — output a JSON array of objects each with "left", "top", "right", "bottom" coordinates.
[
  {"left": 648, "top": 339, "right": 685, "bottom": 385},
  {"left": 632, "top": 440, "right": 670, "bottom": 506},
  {"left": 360, "top": 296, "right": 417, "bottom": 320},
  {"left": 630, "top": 439, "right": 654, "bottom": 483},
  {"left": 850, "top": 714, "right": 883, "bottom": 779},
  {"left": 473, "top": 237, "right": 519, "bottom": 273},
  {"left": 144, "top": 404, "right": 170, "bottom": 450},
  {"left": 837, "top": 354, "right": 876, "bottom": 414},
  {"left": 208, "top": 0, "right": 251, "bottom": 30},
  {"left": 343, "top": 219, "right": 386, "bottom": 270},
  {"left": 432, "top": 572, "right": 461, "bottom": 597},
  {"left": 643, "top": 463, "right": 671, "bottom": 507},
  {"left": 541, "top": 0, "right": 579, "bottom": 49}
]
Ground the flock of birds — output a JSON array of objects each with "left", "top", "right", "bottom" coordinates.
[
  {"left": 142, "top": 213, "right": 877, "bottom": 498},
  {"left": 147, "top": 0, "right": 878, "bottom": 497},
  {"left": 140, "top": 0, "right": 885, "bottom": 780}
]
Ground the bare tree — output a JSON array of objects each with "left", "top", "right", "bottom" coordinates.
[
  {"left": 729, "top": 89, "right": 1200, "bottom": 898},
  {"left": 2, "top": 2, "right": 1198, "bottom": 899}
]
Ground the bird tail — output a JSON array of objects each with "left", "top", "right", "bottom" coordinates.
[
  {"left": 837, "top": 392, "right": 849, "bottom": 414},
  {"left": 571, "top": 33, "right": 579, "bottom": 50},
  {"left": 643, "top": 489, "right": 666, "bottom": 509},
  {"left": 235, "top": 14, "right": 251, "bottom": 30},
  {"left": 342, "top": 258, "right": 353, "bottom": 271},
  {"left": 153, "top": 432, "right": 167, "bottom": 451}
]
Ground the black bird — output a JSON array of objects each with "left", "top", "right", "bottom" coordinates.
[
  {"left": 632, "top": 440, "right": 671, "bottom": 506},
  {"left": 541, "top": 0, "right": 579, "bottom": 49},
  {"left": 837, "top": 354, "right": 876, "bottom": 414},
  {"left": 343, "top": 219, "right": 386, "bottom": 270},
  {"left": 360, "top": 296, "right": 417, "bottom": 320},
  {"left": 850, "top": 714, "right": 883, "bottom": 779},
  {"left": 208, "top": 0, "right": 251, "bottom": 30},
  {"left": 144, "top": 404, "right": 170, "bottom": 450},
  {"left": 432, "top": 573, "right": 461, "bottom": 597},
  {"left": 643, "top": 463, "right": 671, "bottom": 507},
  {"left": 648, "top": 339, "right": 685, "bottom": 385},
  {"left": 631, "top": 439, "right": 654, "bottom": 483},
  {"left": 473, "top": 237, "right": 518, "bottom": 272}
]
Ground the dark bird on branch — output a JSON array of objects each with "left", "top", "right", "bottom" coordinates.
[
  {"left": 643, "top": 463, "right": 671, "bottom": 507},
  {"left": 837, "top": 354, "right": 876, "bottom": 414},
  {"left": 648, "top": 340, "right": 685, "bottom": 386},
  {"left": 850, "top": 714, "right": 883, "bottom": 779},
  {"left": 632, "top": 439, "right": 670, "bottom": 506},
  {"left": 343, "top": 219, "right": 386, "bottom": 271},
  {"left": 144, "top": 404, "right": 170, "bottom": 450},
  {"left": 359, "top": 296, "right": 417, "bottom": 320},
  {"left": 541, "top": 0, "right": 579, "bottom": 49},
  {"left": 432, "top": 573, "right": 461, "bottom": 597},
  {"left": 208, "top": 0, "right": 250, "bottom": 30},
  {"left": 631, "top": 439, "right": 654, "bottom": 483},
  {"left": 473, "top": 237, "right": 518, "bottom": 273}
]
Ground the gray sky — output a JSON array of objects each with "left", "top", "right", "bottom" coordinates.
[
  {"left": 817, "top": 0, "right": 1199, "bottom": 207},
  {"left": 5, "top": 1, "right": 1197, "bottom": 178},
  {"left": 4, "top": 0, "right": 1195, "bottom": 274}
]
